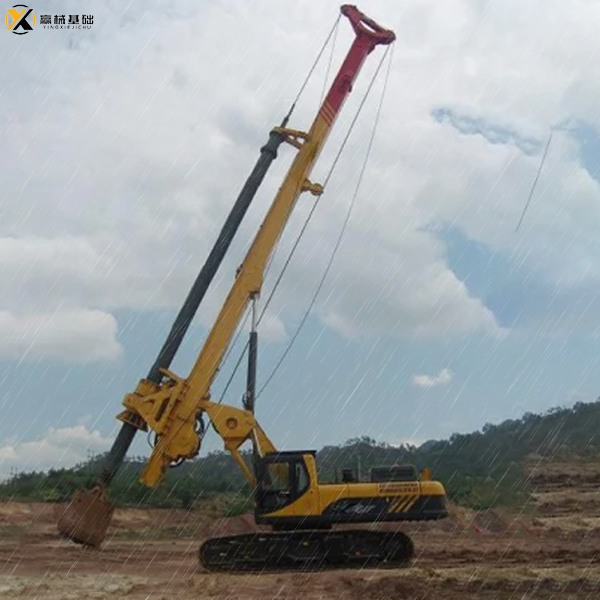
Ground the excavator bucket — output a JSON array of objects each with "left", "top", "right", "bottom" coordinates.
[{"left": 57, "top": 487, "right": 114, "bottom": 547}]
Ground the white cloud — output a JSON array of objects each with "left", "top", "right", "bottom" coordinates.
[
  {"left": 315, "top": 229, "right": 502, "bottom": 338},
  {"left": 254, "top": 313, "right": 287, "bottom": 344},
  {"left": 412, "top": 368, "right": 454, "bottom": 389},
  {"left": 0, "top": 310, "right": 122, "bottom": 362},
  {"left": 0, "top": 426, "right": 113, "bottom": 480},
  {"left": 1, "top": 0, "right": 600, "bottom": 352},
  {"left": 394, "top": 437, "right": 426, "bottom": 448},
  {"left": 0, "top": 236, "right": 115, "bottom": 313}
]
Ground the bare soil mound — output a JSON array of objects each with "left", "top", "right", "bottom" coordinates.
[{"left": 526, "top": 458, "right": 600, "bottom": 537}]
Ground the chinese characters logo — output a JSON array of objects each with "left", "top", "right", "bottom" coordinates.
[
  {"left": 4, "top": 4, "right": 94, "bottom": 35},
  {"left": 6, "top": 6, "right": 94, "bottom": 33},
  {"left": 40, "top": 13, "right": 93, "bottom": 29},
  {"left": 5, "top": 4, "right": 35, "bottom": 34}
]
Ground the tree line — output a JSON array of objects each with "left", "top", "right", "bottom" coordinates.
[{"left": 1, "top": 400, "right": 598, "bottom": 512}]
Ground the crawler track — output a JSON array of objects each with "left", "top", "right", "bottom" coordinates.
[{"left": 198, "top": 529, "right": 414, "bottom": 572}]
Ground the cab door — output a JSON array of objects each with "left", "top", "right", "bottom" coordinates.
[{"left": 255, "top": 453, "right": 312, "bottom": 516}]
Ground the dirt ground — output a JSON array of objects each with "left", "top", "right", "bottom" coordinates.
[{"left": 1, "top": 461, "right": 599, "bottom": 599}]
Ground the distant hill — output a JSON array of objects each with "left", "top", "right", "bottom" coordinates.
[{"left": 2, "top": 400, "right": 599, "bottom": 512}]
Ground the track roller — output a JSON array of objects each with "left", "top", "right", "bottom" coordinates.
[{"left": 199, "top": 529, "right": 414, "bottom": 572}]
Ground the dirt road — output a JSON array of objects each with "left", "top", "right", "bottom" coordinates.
[
  {"left": 1, "top": 525, "right": 598, "bottom": 599},
  {"left": 1, "top": 461, "right": 599, "bottom": 599},
  {"left": 0, "top": 506, "right": 598, "bottom": 599}
]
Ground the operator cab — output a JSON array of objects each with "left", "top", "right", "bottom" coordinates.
[{"left": 255, "top": 451, "right": 314, "bottom": 515}]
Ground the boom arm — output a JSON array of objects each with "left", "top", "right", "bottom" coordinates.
[
  {"left": 121, "top": 5, "right": 395, "bottom": 487},
  {"left": 94, "top": 127, "right": 287, "bottom": 488}
]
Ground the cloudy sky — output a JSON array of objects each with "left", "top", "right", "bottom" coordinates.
[{"left": 2, "top": 0, "right": 600, "bottom": 478}]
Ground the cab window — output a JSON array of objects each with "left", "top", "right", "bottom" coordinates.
[
  {"left": 264, "top": 462, "right": 291, "bottom": 493},
  {"left": 295, "top": 462, "right": 309, "bottom": 495},
  {"left": 257, "top": 457, "right": 311, "bottom": 514}
]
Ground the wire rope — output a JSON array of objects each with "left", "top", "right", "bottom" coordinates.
[{"left": 256, "top": 44, "right": 394, "bottom": 399}]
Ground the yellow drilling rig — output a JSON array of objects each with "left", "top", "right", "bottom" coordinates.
[{"left": 58, "top": 4, "right": 448, "bottom": 571}]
